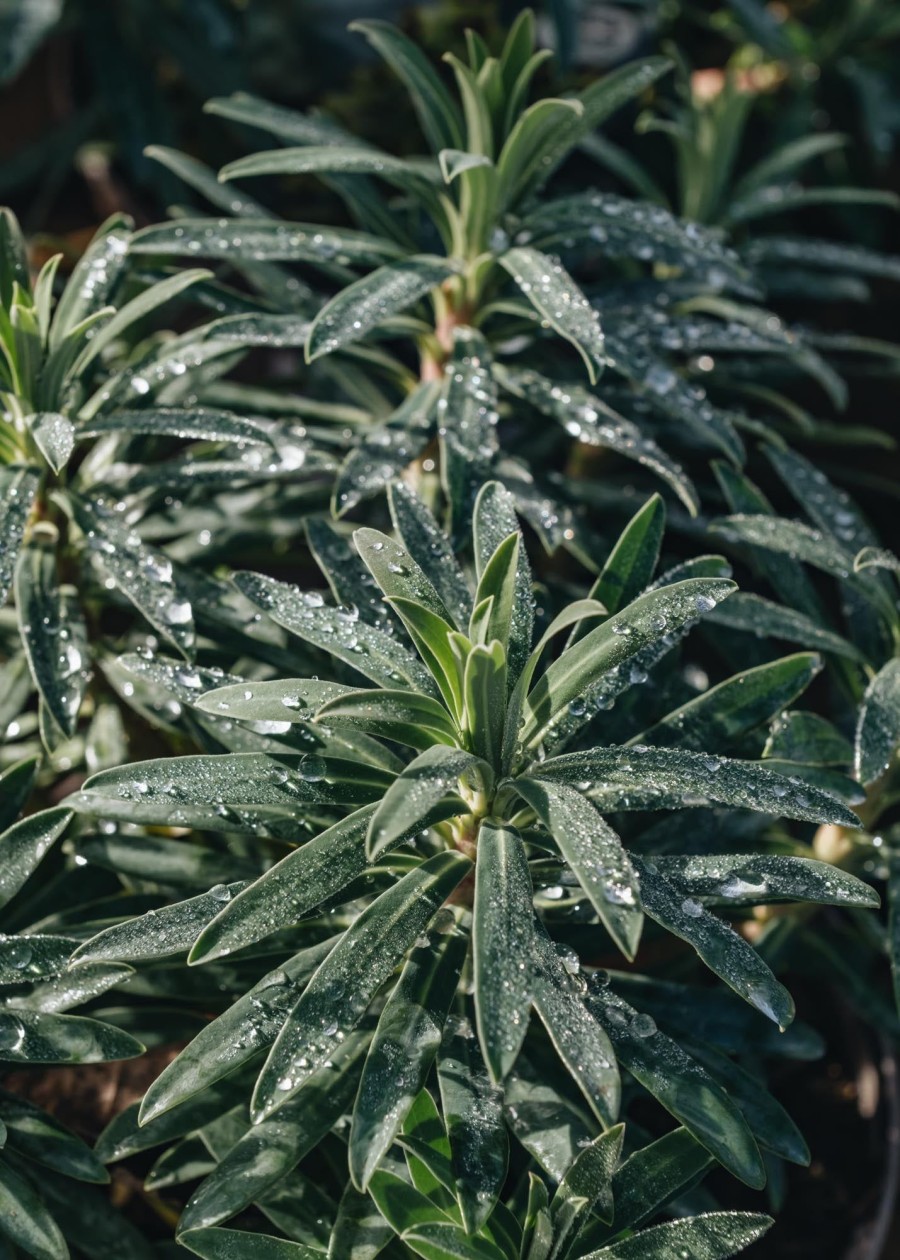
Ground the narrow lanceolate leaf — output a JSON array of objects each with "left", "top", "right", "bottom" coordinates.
[
  {"left": 75, "top": 500, "right": 195, "bottom": 657},
  {"left": 636, "top": 653, "right": 822, "bottom": 752},
  {"left": 333, "top": 383, "right": 439, "bottom": 516},
  {"left": 179, "top": 1033, "right": 367, "bottom": 1232},
  {"left": 366, "top": 746, "right": 486, "bottom": 859},
  {"left": 533, "top": 746, "right": 861, "bottom": 829},
  {"left": 189, "top": 804, "right": 449, "bottom": 964},
  {"left": 0, "top": 1155, "right": 68, "bottom": 1260},
  {"left": 233, "top": 570, "right": 436, "bottom": 694},
  {"left": 355, "top": 527, "right": 455, "bottom": 624},
  {"left": 633, "top": 857, "right": 794, "bottom": 1030},
  {"left": 73, "top": 268, "right": 211, "bottom": 373},
  {"left": 0, "top": 466, "right": 40, "bottom": 606},
  {"left": 473, "top": 481, "right": 533, "bottom": 688},
  {"left": 15, "top": 540, "right": 89, "bottom": 738},
  {"left": 586, "top": 982, "right": 765, "bottom": 1189},
  {"left": 252, "top": 851, "right": 471, "bottom": 1119},
  {"left": 49, "top": 213, "right": 132, "bottom": 346},
  {"left": 652, "top": 854, "right": 877, "bottom": 909},
  {"left": 473, "top": 820, "right": 534, "bottom": 1082},
  {"left": 71, "top": 881, "right": 250, "bottom": 962},
  {"left": 499, "top": 248, "right": 605, "bottom": 383},
  {"left": 0, "top": 807, "right": 71, "bottom": 909},
  {"left": 497, "top": 369, "right": 698, "bottom": 515},
  {"left": 579, "top": 1211, "right": 772, "bottom": 1259},
  {"left": 514, "top": 778, "right": 642, "bottom": 959},
  {"left": 131, "top": 218, "right": 401, "bottom": 267},
  {"left": 140, "top": 942, "right": 336, "bottom": 1123},
  {"left": 389, "top": 483, "right": 472, "bottom": 629},
  {"left": 0, "top": 935, "right": 76, "bottom": 984},
  {"left": 707, "top": 593, "right": 865, "bottom": 662},
  {"left": 855, "top": 546, "right": 900, "bottom": 576},
  {"left": 532, "top": 927, "right": 620, "bottom": 1125},
  {"left": 521, "top": 577, "right": 736, "bottom": 749},
  {"left": 437, "top": 1024, "right": 508, "bottom": 1234},
  {"left": 550, "top": 1125, "right": 624, "bottom": 1251},
  {"left": 306, "top": 257, "right": 460, "bottom": 362},
  {"left": 594, "top": 494, "right": 665, "bottom": 617},
  {"left": 0, "top": 1089, "right": 108, "bottom": 1182},
  {"left": 28, "top": 412, "right": 74, "bottom": 472},
  {"left": 350, "top": 927, "right": 467, "bottom": 1189},
  {"left": 855, "top": 659, "right": 900, "bottom": 785},
  {"left": 180, "top": 1229, "right": 322, "bottom": 1259},
  {"left": 78, "top": 407, "right": 272, "bottom": 444},
  {"left": 0, "top": 1010, "right": 142, "bottom": 1065},
  {"left": 317, "top": 688, "right": 459, "bottom": 749},
  {"left": 349, "top": 21, "right": 463, "bottom": 152},
  {"left": 221, "top": 147, "right": 439, "bottom": 192},
  {"left": 71, "top": 752, "right": 390, "bottom": 834},
  {"left": 197, "top": 678, "right": 355, "bottom": 726}
]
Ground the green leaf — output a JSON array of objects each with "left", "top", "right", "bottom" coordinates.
[
  {"left": 180, "top": 1229, "right": 322, "bottom": 1259},
  {"left": 73, "top": 268, "right": 211, "bottom": 374},
  {"left": 356, "top": 527, "right": 456, "bottom": 625},
  {"left": 328, "top": 1181, "right": 394, "bottom": 1260},
  {"left": 400, "top": 1222, "right": 506, "bottom": 1260},
  {"left": 140, "top": 941, "right": 335, "bottom": 1124},
  {"left": 188, "top": 803, "right": 447, "bottom": 964},
  {"left": 531, "top": 927, "right": 619, "bottom": 1125},
  {"left": 593, "top": 494, "right": 664, "bottom": 617},
  {"left": 497, "top": 98, "right": 584, "bottom": 209},
  {"left": 0, "top": 754, "right": 39, "bottom": 833},
  {"left": 318, "top": 688, "right": 459, "bottom": 750},
  {"left": 366, "top": 746, "right": 486, "bottom": 859},
  {"left": 579, "top": 1212, "right": 772, "bottom": 1259},
  {"left": 15, "top": 539, "right": 89, "bottom": 738},
  {"left": 499, "top": 248, "right": 605, "bottom": 383},
  {"left": 471, "top": 534, "right": 518, "bottom": 653},
  {"left": 439, "top": 149, "right": 494, "bottom": 182},
  {"left": 74, "top": 500, "right": 195, "bottom": 658},
  {"left": 131, "top": 218, "right": 401, "bottom": 268},
  {"left": 575, "top": 1129, "right": 713, "bottom": 1253},
  {"left": 635, "top": 653, "right": 823, "bottom": 752},
  {"left": 252, "top": 851, "right": 471, "bottom": 1119},
  {"left": 632, "top": 857, "right": 794, "bottom": 1029},
  {"left": 549, "top": 1132, "right": 624, "bottom": 1260},
  {"left": 514, "top": 779, "right": 641, "bottom": 959},
  {"left": 0, "top": 1089, "right": 108, "bottom": 1183},
  {"left": 0, "top": 466, "right": 40, "bottom": 607},
  {"left": 0, "top": 1154, "right": 67, "bottom": 1260},
  {"left": 0, "top": 1010, "right": 143, "bottom": 1065},
  {"left": 179, "top": 1032, "right": 367, "bottom": 1232},
  {"left": 473, "top": 820, "right": 534, "bottom": 1082},
  {"left": 220, "top": 146, "right": 439, "bottom": 191},
  {"left": 473, "top": 482, "right": 533, "bottom": 687},
  {"left": 197, "top": 678, "right": 354, "bottom": 725},
  {"left": 28, "top": 412, "right": 74, "bottom": 472},
  {"left": 855, "top": 659, "right": 900, "bottom": 785},
  {"left": 233, "top": 570, "right": 436, "bottom": 694},
  {"left": 333, "top": 385, "right": 439, "bottom": 517},
  {"left": 0, "top": 933, "right": 76, "bottom": 983},
  {"left": 521, "top": 577, "right": 736, "bottom": 750},
  {"left": 389, "top": 484, "right": 472, "bottom": 629},
  {"left": 855, "top": 546, "right": 900, "bottom": 576},
  {"left": 77, "top": 407, "right": 273, "bottom": 445},
  {"left": 350, "top": 927, "right": 467, "bottom": 1189},
  {"left": 307, "top": 257, "right": 460, "bottom": 362},
  {"left": 437, "top": 1023, "right": 508, "bottom": 1233},
  {"left": 350, "top": 21, "right": 463, "bottom": 152},
  {"left": 71, "top": 753, "right": 388, "bottom": 835},
  {"left": 533, "top": 746, "right": 861, "bottom": 829},
  {"left": 0, "top": 208, "right": 30, "bottom": 304},
  {"left": 765, "top": 711, "right": 852, "bottom": 766},
  {"left": 49, "top": 214, "right": 133, "bottom": 347},
  {"left": 707, "top": 593, "right": 866, "bottom": 662},
  {"left": 586, "top": 982, "right": 765, "bottom": 1188},
  {"left": 652, "top": 853, "right": 877, "bottom": 909},
  {"left": 0, "top": 807, "right": 71, "bottom": 909}
]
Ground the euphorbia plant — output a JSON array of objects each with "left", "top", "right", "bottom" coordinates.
[{"left": 67, "top": 481, "right": 873, "bottom": 1256}]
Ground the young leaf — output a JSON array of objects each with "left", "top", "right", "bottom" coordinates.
[
  {"left": 366, "top": 746, "right": 486, "bottom": 859},
  {"left": 593, "top": 494, "right": 665, "bottom": 617}
]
